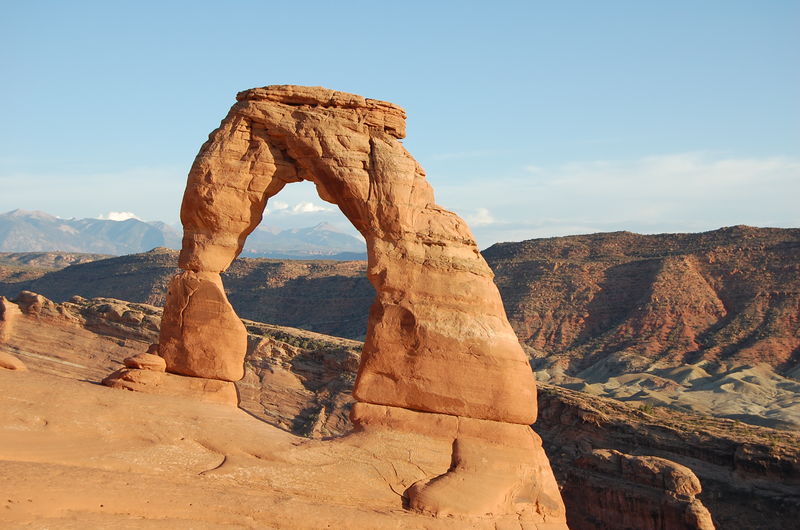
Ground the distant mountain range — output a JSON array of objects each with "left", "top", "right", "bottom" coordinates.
[
  {"left": 0, "top": 210, "right": 366, "bottom": 259},
  {"left": 240, "top": 223, "right": 366, "bottom": 259}
]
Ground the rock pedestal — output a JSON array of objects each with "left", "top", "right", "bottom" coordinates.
[
  {"left": 1, "top": 296, "right": 22, "bottom": 344},
  {"left": 104, "top": 85, "right": 567, "bottom": 523},
  {"left": 0, "top": 297, "right": 27, "bottom": 371}
]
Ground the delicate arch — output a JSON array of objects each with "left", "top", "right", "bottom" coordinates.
[{"left": 159, "top": 85, "right": 537, "bottom": 424}]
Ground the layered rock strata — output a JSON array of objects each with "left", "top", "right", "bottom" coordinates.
[{"left": 117, "top": 85, "right": 564, "bottom": 521}]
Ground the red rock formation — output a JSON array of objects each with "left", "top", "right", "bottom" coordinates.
[
  {"left": 110, "top": 85, "right": 564, "bottom": 522},
  {"left": 483, "top": 227, "right": 800, "bottom": 373},
  {"left": 535, "top": 384, "right": 799, "bottom": 530},
  {"left": 0, "top": 296, "right": 21, "bottom": 343},
  {"left": 0, "top": 297, "right": 26, "bottom": 370}
]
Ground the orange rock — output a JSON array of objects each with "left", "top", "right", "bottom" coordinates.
[
  {"left": 163, "top": 85, "right": 536, "bottom": 422},
  {"left": 158, "top": 271, "right": 247, "bottom": 381},
  {"left": 123, "top": 352, "right": 167, "bottom": 372},
  {"left": 0, "top": 296, "right": 22, "bottom": 344},
  {"left": 14, "top": 291, "right": 57, "bottom": 316},
  {"left": 352, "top": 402, "right": 567, "bottom": 522},
  {"left": 143, "top": 85, "right": 561, "bottom": 520},
  {"left": 102, "top": 368, "right": 238, "bottom": 406}
]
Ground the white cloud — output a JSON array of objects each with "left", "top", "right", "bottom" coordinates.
[
  {"left": 468, "top": 207, "right": 496, "bottom": 226},
  {"left": 97, "top": 211, "right": 142, "bottom": 221},
  {"left": 264, "top": 200, "right": 289, "bottom": 214},
  {"left": 263, "top": 198, "right": 333, "bottom": 216},
  {"left": 291, "top": 201, "right": 332, "bottom": 214}
]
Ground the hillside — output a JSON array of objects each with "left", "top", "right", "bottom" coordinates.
[
  {"left": 482, "top": 226, "right": 800, "bottom": 428},
  {"left": 0, "top": 251, "right": 111, "bottom": 283},
  {"left": 0, "top": 248, "right": 373, "bottom": 340},
  {"left": 483, "top": 225, "right": 800, "bottom": 371}
]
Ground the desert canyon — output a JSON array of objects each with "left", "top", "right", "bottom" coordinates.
[{"left": 1, "top": 86, "right": 798, "bottom": 529}]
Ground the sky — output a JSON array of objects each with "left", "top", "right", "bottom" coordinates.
[{"left": 1, "top": 0, "right": 798, "bottom": 247}]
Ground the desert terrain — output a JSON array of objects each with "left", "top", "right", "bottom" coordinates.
[{"left": 1, "top": 293, "right": 797, "bottom": 528}]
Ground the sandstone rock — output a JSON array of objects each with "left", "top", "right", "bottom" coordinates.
[
  {"left": 579, "top": 449, "right": 703, "bottom": 497},
  {"left": 142, "top": 85, "right": 561, "bottom": 520},
  {"left": 102, "top": 368, "right": 238, "bottom": 406},
  {"left": 158, "top": 271, "right": 247, "bottom": 382},
  {"left": 0, "top": 351, "right": 27, "bottom": 371},
  {"left": 535, "top": 384, "right": 725, "bottom": 529},
  {"left": 123, "top": 352, "right": 167, "bottom": 372},
  {"left": 0, "top": 296, "right": 22, "bottom": 344},
  {"left": 15, "top": 290, "right": 57, "bottom": 316},
  {"left": 568, "top": 449, "right": 715, "bottom": 530},
  {"left": 352, "top": 402, "right": 567, "bottom": 523},
  {"left": 164, "top": 85, "right": 536, "bottom": 422}
]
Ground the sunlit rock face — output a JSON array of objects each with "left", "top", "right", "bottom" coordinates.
[{"left": 126, "top": 85, "right": 567, "bottom": 522}]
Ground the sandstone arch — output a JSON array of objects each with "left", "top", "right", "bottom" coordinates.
[{"left": 111, "top": 86, "right": 567, "bottom": 523}]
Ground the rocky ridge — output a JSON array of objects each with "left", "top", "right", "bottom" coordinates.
[
  {"left": 485, "top": 226, "right": 800, "bottom": 429},
  {"left": 0, "top": 247, "right": 373, "bottom": 340}
]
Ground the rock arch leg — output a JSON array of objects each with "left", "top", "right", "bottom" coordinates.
[
  {"left": 107, "top": 85, "right": 568, "bottom": 524},
  {"left": 158, "top": 114, "right": 299, "bottom": 381}
]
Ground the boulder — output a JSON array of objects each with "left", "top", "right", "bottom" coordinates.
[
  {"left": 123, "top": 352, "right": 167, "bottom": 372},
  {"left": 0, "top": 296, "right": 22, "bottom": 344},
  {"left": 102, "top": 368, "right": 238, "bottom": 406}
]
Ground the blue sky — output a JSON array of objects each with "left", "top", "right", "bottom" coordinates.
[{"left": 1, "top": 1, "right": 798, "bottom": 247}]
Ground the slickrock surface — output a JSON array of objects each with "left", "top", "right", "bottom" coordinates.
[
  {"left": 1, "top": 371, "right": 505, "bottom": 529},
  {"left": 3, "top": 292, "right": 798, "bottom": 528},
  {"left": 103, "top": 368, "right": 239, "bottom": 406},
  {"left": 0, "top": 351, "right": 26, "bottom": 370},
  {"left": 144, "top": 85, "right": 561, "bottom": 520},
  {"left": 0, "top": 294, "right": 560, "bottom": 528}
]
